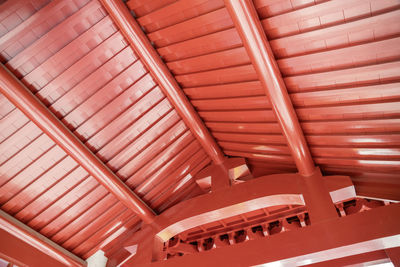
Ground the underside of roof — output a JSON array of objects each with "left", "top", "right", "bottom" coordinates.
[
  {"left": 0, "top": 0, "right": 399, "bottom": 266},
  {"left": 127, "top": 0, "right": 400, "bottom": 199}
]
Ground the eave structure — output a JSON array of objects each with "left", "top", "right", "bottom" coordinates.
[{"left": 0, "top": 0, "right": 399, "bottom": 266}]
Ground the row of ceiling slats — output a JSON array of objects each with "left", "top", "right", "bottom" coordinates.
[
  {"left": 254, "top": 0, "right": 400, "bottom": 199},
  {"left": 127, "top": 0, "right": 400, "bottom": 201},
  {"left": 0, "top": 0, "right": 210, "bottom": 259},
  {"left": 127, "top": 0, "right": 295, "bottom": 172}
]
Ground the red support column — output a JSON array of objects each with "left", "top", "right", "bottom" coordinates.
[
  {"left": 99, "top": 0, "right": 225, "bottom": 165},
  {"left": 224, "top": 0, "right": 315, "bottom": 176},
  {"left": 0, "top": 64, "right": 156, "bottom": 224},
  {"left": 300, "top": 170, "right": 340, "bottom": 223},
  {"left": 0, "top": 210, "right": 86, "bottom": 267}
]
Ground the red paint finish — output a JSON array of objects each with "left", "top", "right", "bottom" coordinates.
[
  {"left": 149, "top": 204, "right": 400, "bottom": 266},
  {"left": 126, "top": 0, "right": 296, "bottom": 177},
  {"left": 109, "top": 198, "right": 395, "bottom": 266},
  {"left": 304, "top": 250, "right": 390, "bottom": 267},
  {"left": 254, "top": 0, "right": 400, "bottom": 198},
  {"left": 195, "top": 157, "right": 252, "bottom": 192},
  {"left": 1, "top": 0, "right": 400, "bottom": 265},
  {"left": 105, "top": 171, "right": 354, "bottom": 265},
  {"left": 163, "top": 209, "right": 308, "bottom": 258},
  {"left": 126, "top": 0, "right": 400, "bottom": 200},
  {"left": 152, "top": 173, "right": 307, "bottom": 241},
  {"left": 386, "top": 247, "right": 400, "bottom": 266},
  {"left": 150, "top": 172, "right": 353, "bottom": 244},
  {"left": 224, "top": 0, "right": 315, "bottom": 176},
  {"left": 100, "top": 0, "right": 225, "bottom": 165},
  {"left": 0, "top": 64, "right": 156, "bottom": 224},
  {"left": 0, "top": 0, "right": 212, "bottom": 260},
  {"left": 179, "top": 206, "right": 307, "bottom": 244},
  {"left": 0, "top": 210, "right": 85, "bottom": 267},
  {"left": 299, "top": 169, "right": 338, "bottom": 223}
]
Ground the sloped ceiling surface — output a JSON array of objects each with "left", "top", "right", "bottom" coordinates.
[
  {"left": 128, "top": 0, "right": 400, "bottom": 199},
  {"left": 253, "top": 0, "right": 400, "bottom": 199},
  {"left": 127, "top": 0, "right": 297, "bottom": 175},
  {"left": 0, "top": 0, "right": 400, "bottom": 263},
  {"left": 0, "top": 0, "right": 210, "bottom": 259}
]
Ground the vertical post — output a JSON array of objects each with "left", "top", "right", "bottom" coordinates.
[
  {"left": 0, "top": 64, "right": 156, "bottom": 224},
  {"left": 100, "top": 0, "right": 225, "bottom": 165},
  {"left": 211, "top": 165, "right": 231, "bottom": 191},
  {"left": 224, "top": 0, "right": 315, "bottom": 176},
  {"left": 300, "top": 170, "right": 339, "bottom": 223}
]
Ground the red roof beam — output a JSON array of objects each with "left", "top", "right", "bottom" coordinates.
[
  {"left": 149, "top": 203, "right": 400, "bottom": 266},
  {"left": 0, "top": 64, "right": 156, "bottom": 224},
  {"left": 0, "top": 209, "right": 86, "bottom": 267},
  {"left": 99, "top": 0, "right": 225, "bottom": 165},
  {"left": 224, "top": 0, "right": 315, "bottom": 176}
]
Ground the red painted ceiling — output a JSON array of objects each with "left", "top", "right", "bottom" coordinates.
[
  {"left": 0, "top": 0, "right": 399, "bottom": 261},
  {"left": 127, "top": 0, "right": 400, "bottom": 199}
]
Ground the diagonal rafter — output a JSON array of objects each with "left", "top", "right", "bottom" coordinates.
[
  {"left": 224, "top": 0, "right": 315, "bottom": 176},
  {"left": 99, "top": 0, "right": 226, "bottom": 165},
  {"left": 0, "top": 209, "right": 86, "bottom": 267},
  {"left": 0, "top": 64, "right": 156, "bottom": 224}
]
